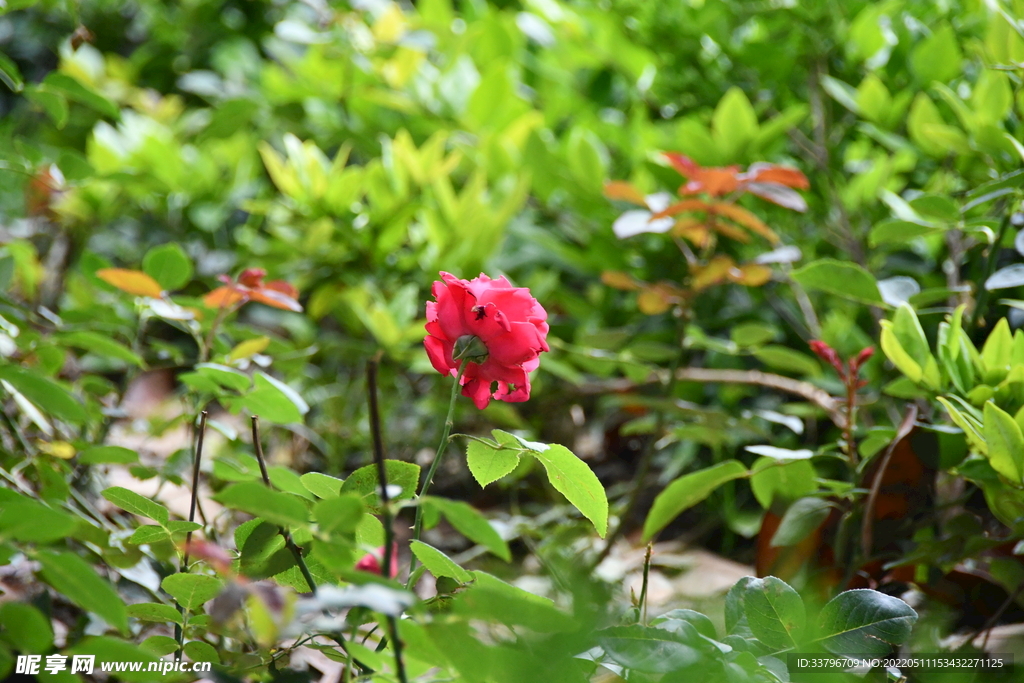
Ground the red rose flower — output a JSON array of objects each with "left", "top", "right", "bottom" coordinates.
[{"left": 424, "top": 272, "right": 550, "bottom": 409}]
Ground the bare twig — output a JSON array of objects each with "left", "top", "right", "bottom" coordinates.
[
  {"left": 672, "top": 367, "right": 846, "bottom": 428},
  {"left": 251, "top": 416, "right": 317, "bottom": 595},
  {"left": 176, "top": 410, "right": 208, "bottom": 661},
  {"left": 366, "top": 356, "right": 408, "bottom": 683}
]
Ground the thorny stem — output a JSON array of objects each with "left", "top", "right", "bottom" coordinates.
[
  {"left": 408, "top": 363, "right": 466, "bottom": 583},
  {"left": 639, "top": 544, "right": 652, "bottom": 625},
  {"left": 365, "top": 357, "right": 409, "bottom": 683},
  {"left": 176, "top": 411, "right": 207, "bottom": 662},
  {"left": 251, "top": 416, "right": 317, "bottom": 596}
]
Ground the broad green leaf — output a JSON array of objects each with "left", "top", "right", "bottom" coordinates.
[
  {"left": 58, "top": 331, "right": 144, "bottom": 367},
  {"left": 183, "top": 640, "right": 219, "bottom": 663},
  {"left": 0, "top": 365, "right": 87, "bottom": 423},
  {"left": 193, "top": 363, "right": 251, "bottom": 392},
  {"left": 301, "top": 472, "right": 345, "bottom": 498},
  {"left": 242, "top": 373, "right": 307, "bottom": 424},
  {"left": 725, "top": 576, "right": 757, "bottom": 637},
  {"left": 78, "top": 446, "right": 138, "bottom": 464},
  {"left": 239, "top": 521, "right": 293, "bottom": 578},
  {"left": 161, "top": 573, "right": 223, "bottom": 612},
  {"left": 142, "top": 243, "right": 193, "bottom": 290},
  {"left": 880, "top": 321, "right": 923, "bottom": 383},
  {"left": 0, "top": 498, "right": 75, "bottom": 542},
  {"left": 410, "top": 540, "right": 472, "bottom": 582},
  {"left": 425, "top": 497, "right": 510, "bottom": 561},
  {"left": 103, "top": 486, "right": 169, "bottom": 525},
  {"left": 127, "top": 602, "right": 183, "bottom": 625},
  {"left": 213, "top": 482, "right": 309, "bottom": 527},
  {"left": 973, "top": 70, "right": 1012, "bottom": 124},
  {"left": 37, "top": 550, "right": 128, "bottom": 633},
  {"left": 0, "top": 51, "right": 23, "bottom": 92},
  {"left": 41, "top": 72, "right": 119, "bottom": 119},
  {"left": 166, "top": 520, "right": 202, "bottom": 534},
  {"left": 982, "top": 318, "right": 1013, "bottom": 382},
  {"left": 712, "top": 87, "right": 759, "bottom": 155},
  {"left": 597, "top": 623, "right": 706, "bottom": 673},
  {"left": 128, "top": 525, "right": 170, "bottom": 545},
  {"left": 66, "top": 637, "right": 160, "bottom": 683},
  {"left": 816, "top": 589, "right": 917, "bottom": 656},
  {"left": 771, "top": 497, "right": 833, "bottom": 547},
  {"left": 527, "top": 443, "right": 607, "bottom": 537},
  {"left": 753, "top": 346, "right": 820, "bottom": 376},
  {"left": 742, "top": 576, "right": 805, "bottom": 650},
  {"left": 644, "top": 460, "right": 748, "bottom": 541},
  {"left": 455, "top": 571, "right": 575, "bottom": 632},
  {"left": 466, "top": 438, "right": 520, "bottom": 487},
  {"left": 341, "top": 461, "right": 421, "bottom": 507},
  {"left": 750, "top": 458, "right": 817, "bottom": 509},
  {"left": 313, "top": 494, "right": 364, "bottom": 536},
  {"left": 910, "top": 23, "right": 963, "bottom": 85},
  {"left": 140, "top": 635, "right": 179, "bottom": 656},
  {"left": 651, "top": 608, "right": 718, "bottom": 640},
  {"left": 983, "top": 402, "right": 1024, "bottom": 484},
  {"left": 790, "top": 259, "right": 883, "bottom": 304},
  {"left": 0, "top": 602, "right": 52, "bottom": 654}
]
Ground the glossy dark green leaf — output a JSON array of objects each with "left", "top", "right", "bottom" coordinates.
[{"left": 816, "top": 589, "right": 917, "bottom": 656}]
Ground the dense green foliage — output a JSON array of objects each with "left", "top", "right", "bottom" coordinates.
[{"left": 2, "top": 0, "right": 1024, "bottom": 680}]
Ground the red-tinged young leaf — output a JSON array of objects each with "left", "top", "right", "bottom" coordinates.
[
  {"left": 96, "top": 268, "right": 164, "bottom": 298},
  {"left": 746, "top": 164, "right": 810, "bottom": 189},
  {"left": 204, "top": 286, "right": 245, "bottom": 309},
  {"left": 809, "top": 340, "right": 846, "bottom": 377},
  {"left": 249, "top": 287, "right": 303, "bottom": 312},
  {"left": 603, "top": 180, "right": 647, "bottom": 205}
]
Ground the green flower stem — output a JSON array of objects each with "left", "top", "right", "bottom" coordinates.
[{"left": 408, "top": 363, "right": 466, "bottom": 586}]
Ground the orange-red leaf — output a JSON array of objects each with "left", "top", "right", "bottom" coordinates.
[
  {"left": 651, "top": 199, "right": 710, "bottom": 219},
  {"left": 204, "top": 286, "right": 245, "bottom": 309},
  {"left": 712, "top": 203, "right": 779, "bottom": 244},
  {"left": 749, "top": 165, "right": 809, "bottom": 190},
  {"left": 250, "top": 285, "right": 302, "bottom": 312},
  {"left": 681, "top": 168, "right": 741, "bottom": 197},
  {"left": 97, "top": 268, "right": 164, "bottom": 298},
  {"left": 603, "top": 181, "right": 647, "bottom": 206}
]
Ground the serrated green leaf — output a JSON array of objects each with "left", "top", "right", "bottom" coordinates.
[
  {"left": 161, "top": 573, "right": 223, "bottom": 612},
  {"left": 466, "top": 438, "right": 520, "bottom": 487},
  {"left": 425, "top": 497, "right": 510, "bottom": 561},
  {"left": 527, "top": 443, "right": 608, "bottom": 537},
  {"left": 127, "top": 602, "right": 183, "bottom": 625},
  {"left": 410, "top": 540, "right": 472, "bottom": 582},
  {"left": 103, "top": 486, "right": 169, "bottom": 525},
  {"left": 301, "top": 472, "right": 345, "bottom": 499},
  {"left": 213, "top": 481, "right": 308, "bottom": 527}
]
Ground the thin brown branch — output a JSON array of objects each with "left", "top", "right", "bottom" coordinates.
[{"left": 860, "top": 405, "right": 918, "bottom": 560}]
